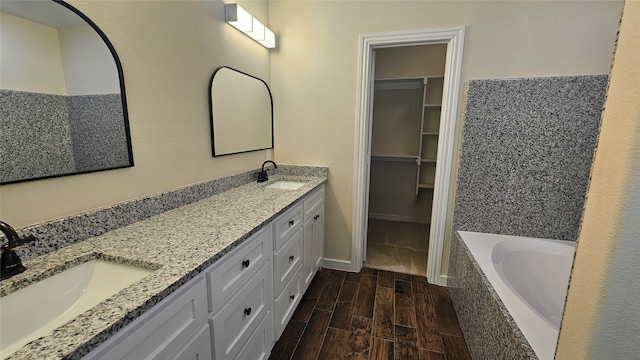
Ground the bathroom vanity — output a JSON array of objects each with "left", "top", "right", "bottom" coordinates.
[{"left": 0, "top": 170, "right": 326, "bottom": 360}]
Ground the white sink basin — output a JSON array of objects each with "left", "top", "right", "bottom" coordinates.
[
  {"left": 266, "top": 181, "right": 306, "bottom": 190},
  {"left": 0, "top": 260, "right": 153, "bottom": 358}
]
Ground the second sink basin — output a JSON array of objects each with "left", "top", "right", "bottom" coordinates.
[
  {"left": 0, "top": 259, "right": 154, "bottom": 358},
  {"left": 266, "top": 181, "right": 306, "bottom": 190}
]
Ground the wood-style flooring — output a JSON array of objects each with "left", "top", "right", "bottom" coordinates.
[{"left": 269, "top": 268, "right": 471, "bottom": 360}]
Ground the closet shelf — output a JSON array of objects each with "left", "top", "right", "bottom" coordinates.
[
  {"left": 421, "top": 158, "right": 437, "bottom": 163},
  {"left": 422, "top": 132, "right": 439, "bottom": 136},
  {"left": 424, "top": 104, "right": 442, "bottom": 108},
  {"left": 418, "top": 183, "right": 435, "bottom": 189},
  {"left": 371, "top": 154, "right": 419, "bottom": 162}
]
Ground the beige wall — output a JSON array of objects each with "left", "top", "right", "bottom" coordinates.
[
  {"left": 0, "top": 0, "right": 271, "bottom": 228},
  {"left": 0, "top": 12, "right": 67, "bottom": 94},
  {"left": 269, "top": 0, "right": 622, "bottom": 266},
  {"left": 556, "top": 1, "right": 640, "bottom": 358},
  {"left": 59, "top": 24, "right": 120, "bottom": 95}
]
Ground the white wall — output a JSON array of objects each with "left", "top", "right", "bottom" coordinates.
[
  {"left": 59, "top": 24, "right": 120, "bottom": 95},
  {"left": 0, "top": 12, "right": 67, "bottom": 94},
  {"left": 269, "top": 0, "right": 622, "bottom": 270},
  {"left": 557, "top": 1, "right": 640, "bottom": 358},
  {"left": 0, "top": 0, "right": 271, "bottom": 228}
]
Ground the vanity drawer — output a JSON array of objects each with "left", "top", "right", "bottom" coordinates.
[
  {"left": 273, "top": 228, "right": 303, "bottom": 297},
  {"left": 273, "top": 203, "right": 302, "bottom": 250},
  {"left": 274, "top": 267, "right": 302, "bottom": 340},
  {"left": 210, "top": 262, "right": 273, "bottom": 360},
  {"left": 303, "top": 186, "right": 325, "bottom": 222},
  {"left": 207, "top": 226, "right": 272, "bottom": 313},
  {"left": 84, "top": 276, "right": 208, "bottom": 360},
  {"left": 167, "top": 324, "right": 212, "bottom": 360},
  {"left": 234, "top": 309, "right": 274, "bottom": 360}
]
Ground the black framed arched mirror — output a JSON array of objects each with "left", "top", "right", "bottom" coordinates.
[
  {"left": 209, "top": 66, "right": 273, "bottom": 157},
  {"left": 0, "top": 0, "right": 133, "bottom": 184}
]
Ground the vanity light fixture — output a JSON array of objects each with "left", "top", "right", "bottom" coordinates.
[{"left": 224, "top": 3, "right": 276, "bottom": 49}]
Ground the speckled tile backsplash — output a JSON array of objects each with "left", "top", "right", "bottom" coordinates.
[
  {"left": 2, "top": 164, "right": 327, "bottom": 261},
  {"left": 0, "top": 89, "right": 76, "bottom": 182},
  {"left": 0, "top": 90, "right": 129, "bottom": 183},
  {"left": 453, "top": 75, "right": 607, "bottom": 241},
  {"left": 66, "top": 94, "right": 130, "bottom": 172}
]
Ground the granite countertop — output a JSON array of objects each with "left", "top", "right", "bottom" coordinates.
[{"left": 1, "top": 175, "right": 326, "bottom": 360}]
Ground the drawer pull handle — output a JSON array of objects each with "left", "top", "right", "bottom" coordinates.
[
  {"left": 289, "top": 295, "right": 295, "bottom": 301},
  {"left": 289, "top": 219, "right": 295, "bottom": 226},
  {"left": 242, "top": 259, "right": 250, "bottom": 268},
  {"left": 244, "top": 307, "right": 252, "bottom": 316},
  {"left": 289, "top": 255, "right": 295, "bottom": 261}
]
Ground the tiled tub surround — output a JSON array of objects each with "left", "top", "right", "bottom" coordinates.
[
  {"left": 0, "top": 165, "right": 327, "bottom": 359},
  {"left": 448, "top": 232, "right": 536, "bottom": 360},
  {"left": 454, "top": 75, "right": 607, "bottom": 241},
  {"left": 0, "top": 89, "right": 129, "bottom": 183},
  {"left": 450, "top": 231, "right": 575, "bottom": 360},
  {"left": 448, "top": 75, "right": 608, "bottom": 360}
]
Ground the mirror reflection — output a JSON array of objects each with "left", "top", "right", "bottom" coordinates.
[
  {"left": 0, "top": 0, "right": 133, "bottom": 184},
  {"left": 209, "top": 67, "right": 273, "bottom": 157}
]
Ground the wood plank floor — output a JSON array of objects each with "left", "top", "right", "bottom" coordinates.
[{"left": 269, "top": 268, "right": 471, "bottom": 360}]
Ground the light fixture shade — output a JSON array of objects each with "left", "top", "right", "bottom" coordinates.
[
  {"left": 225, "top": 4, "right": 252, "bottom": 33},
  {"left": 259, "top": 27, "right": 276, "bottom": 49},
  {"left": 247, "top": 17, "right": 265, "bottom": 41}
]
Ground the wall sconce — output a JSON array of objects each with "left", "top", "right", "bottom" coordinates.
[{"left": 225, "top": 3, "right": 276, "bottom": 49}]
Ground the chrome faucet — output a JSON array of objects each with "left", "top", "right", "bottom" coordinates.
[
  {"left": 257, "top": 160, "right": 278, "bottom": 183},
  {"left": 1, "top": 221, "right": 36, "bottom": 281}
]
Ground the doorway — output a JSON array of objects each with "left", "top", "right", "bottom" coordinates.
[
  {"left": 352, "top": 27, "right": 465, "bottom": 285},
  {"left": 365, "top": 44, "right": 447, "bottom": 275}
]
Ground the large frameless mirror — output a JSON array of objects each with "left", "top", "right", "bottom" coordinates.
[
  {"left": 0, "top": 0, "right": 133, "bottom": 184},
  {"left": 209, "top": 66, "right": 273, "bottom": 157}
]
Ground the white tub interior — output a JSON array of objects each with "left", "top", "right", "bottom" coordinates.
[{"left": 458, "top": 231, "right": 576, "bottom": 360}]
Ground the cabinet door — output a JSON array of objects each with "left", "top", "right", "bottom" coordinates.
[
  {"left": 168, "top": 324, "right": 212, "bottom": 360},
  {"left": 313, "top": 206, "right": 325, "bottom": 272},
  {"left": 84, "top": 277, "right": 209, "bottom": 360},
  {"left": 303, "top": 217, "right": 315, "bottom": 292},
  {"left": 235, "top": 311, "right": 274, "bottom": 360},
  {"left": 273, "top": 203, "right": 303, "bottom": 250},
  {"left": 273, "top": 228, "right": 303, "bottom": 297},
  {"left": 207, "top": 226, "right": 272, "bottom": 313},
  {"left": 210, "top": 262, "right": 272, "bottom": 360},
  {"left": 274, "top": 267, "right": 302, "bottom": 340}
]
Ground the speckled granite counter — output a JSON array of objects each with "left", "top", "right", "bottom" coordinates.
[{"left": 0, "top": 173, "right": 326, "bottom": 359}]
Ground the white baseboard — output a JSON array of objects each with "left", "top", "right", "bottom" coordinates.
[
  {"left": 368, "top": 213, "right": 429, "bottom": 224},
  {"left": 431, "top": 274, "right": 448, "bottom": 286},
  {"left": 322, "top": 257, "right": 355, "bottom": 272}
]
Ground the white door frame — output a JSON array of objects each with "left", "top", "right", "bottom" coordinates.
[{"left": 352, "top": 27, "right": 465, "bottom": 285}]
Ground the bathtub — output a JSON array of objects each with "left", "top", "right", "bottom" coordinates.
[{"left": 457, "top": 231, "right": 575, "bottom": 360}]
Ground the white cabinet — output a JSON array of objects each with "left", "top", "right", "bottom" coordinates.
[
  {"left": 302, "top": 187, "right": 325, "bottom": 292},
  {"left": 206, "top": 226, "right": 271, "bottom": 313},
  {"left": 273, "top": 266, "right": 302, "bottom": 339},
  {"left": 83, "top": 184, "right": 326, "bottom": 360},
  {"left": 168, "top": 324, "right": 212, "bottom": 360},
  {"left": 272, "top": 228, "right": 303, "bottom": 297},
  {"left": 84, "top": 275, "right": 210, "bottom": 360},
  {"left": 271, "top": 202, "right": 304, "bottom": 340},
  {"left": 209, "top": 262, "right": 273, "bottom": 360}
]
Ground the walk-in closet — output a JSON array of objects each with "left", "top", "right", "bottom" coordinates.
[{"left": 365, "top": 44, "right": 446, "bottom": 275}]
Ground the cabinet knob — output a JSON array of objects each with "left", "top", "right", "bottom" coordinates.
[
  {"left": 244, "top": 307, "right": 252, "bottom": 316},
  {"left": 289, "top": 295, "right": 295, "bottom": 301},
  {"left": 289, "top": 219, "right": 295, "bottom": 226},
  {"left": 289, "top": 255, "right": 295, "bottom": 261},
  {"left": 242, "top": 259, "right": 250, "bottom": 268}
]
